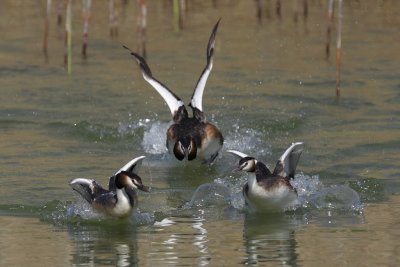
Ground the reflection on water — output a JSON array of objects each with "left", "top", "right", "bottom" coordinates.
[
  {"left": 0, "top": 216, "right": 73, "bottom": 267},
  {"left": 68, "top": 220, "right": 139, "bottom": 267},
  {"left": 1, "top": 0, "right": 400, "bottom": 266},
  {"left": 243, "top": 214, "right": 299, "bottom": 266},
  {"left": 145, "top": 217, "right": 213, "bottom": 266}
]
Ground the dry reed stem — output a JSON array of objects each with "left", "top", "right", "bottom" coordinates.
[
  {"left": 57, "top": 0, "right": 64, "bottom": 26},
  {"left": 43, "top": 0, "right": 52, "bottom": 59},
  {"left": 137, "top": 0, "right": 147, "bottom": 58},
  {"left": 109, "top": 0, "right": 119, "bottom": 37},
  {"left": 82, "top": 0, "right": 92, "bottom": 58},
  {"left": 326, "top": 0, "right": 334, "bottom": 59},
  {"left": 64, "top": 0, "right": 72, "bottom": 74},
  {"left": 276, "top": 0, "right": 282, "bottom": 18},
  {"left": 336, "top": 0, "right": 343, "bottom": 97},
  {"left": 172, "top": 0, "right": 186, "bottom": 32}
]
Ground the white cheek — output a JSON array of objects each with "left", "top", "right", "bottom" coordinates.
[
  {"left": 243, "top": 166, "right": 251, "bottom": 171},
  {"left": 243, "top": 162, "right": 254, "bottom": 172},
  {"left": 126, "top": 179, "right": 137, "bottom": 189},
  {"left": 180, "top": 144, "right": 184, "bottom": 152}
]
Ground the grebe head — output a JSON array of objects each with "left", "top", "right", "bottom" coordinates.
[
  {"left": 115, "top": 171, "right": 149, "bottom": 192},
  {"left": 237, "top": 157, "right": 257, "bottom": 172},
  {"left": 174, "top": 137, "right": 197, "bottom": 161}
]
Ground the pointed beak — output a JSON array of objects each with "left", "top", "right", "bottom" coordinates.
[
  {"left": 232, "top": 167, "right": 241, "bottom": 172},
  {"left": 138, "top": 184, "right": 149, "bottom": 192},
  {"left": 232, "top": 162, "right": 245, "bottom": 172},
  {"left": 133, "top": 179, "right": 149, "bottom": 192},
  {"left": 131, "top": 175, "right": 150, "bottom": 192}
]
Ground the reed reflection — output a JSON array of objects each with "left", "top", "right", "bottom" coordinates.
[{"left": 255, "top": 0, "right": 309, "bottom": 29}]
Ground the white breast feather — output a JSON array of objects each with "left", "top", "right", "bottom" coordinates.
[
  {"left": 246, "top": 176, "right": 297, "bottom": 212},
  {"left": 111, "top": 189, "right": 132, "bottom": 217}
]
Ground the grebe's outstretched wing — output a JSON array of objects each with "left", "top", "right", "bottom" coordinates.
[
  {"left": 226, "top": 149, "right": 249, "bottom": 159},
  {"left": 125, "top": 46, "right": 184, "bottom": 116},
  {"left": 109, "top": 155, "right": 146, "bottom": 191},
  {"left": 274, "top": 142, "right": 304, "bottom": 179},
  {"left": 115, "top": 155, "right": 146, "bottom": 176},
  {"left": 190, "top": 19, "right": 220, "bottom": 112}
]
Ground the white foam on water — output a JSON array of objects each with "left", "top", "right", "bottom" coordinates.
[
  {"left": 307, "top": 184, "right": 363, "bottom": 211},
  {"left": 188, "top": 182, "right": 231, "bottom": 208},
  {"left": 223, "top": 124, "right": 271, "bottom": 158},
  {"left": 120, "top": 118, "right": 364, "bottom": 216},
  {"left": 291, "top": 174, "right": 363, "bottom": 212},
  {"left": 291, "top": 173, "right": 323, "bottom": 198},
  {"left": 208, "top": 173, "right": 363, "bottom": 214},
  {"left": 214, "top": 176, "right": 246, "bottom": 210},
  {"left": 117, "top": 118, "right": 153, "bottom": 135},
  {"left": 66, "top": 198, "right": 103, "bottom": 220},
  {"left": 141, "top": 120, "right": 170, "bottom": 154},
  {"left": 137, "top": 119, "right": 271, "bottom": 163},
  {"left": 133, "top": 211, "right": 156, "bottom": 225}
]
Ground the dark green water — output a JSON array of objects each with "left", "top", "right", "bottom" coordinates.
[{"left": 1, "top": 0, "right": 400, "bottom": 266}]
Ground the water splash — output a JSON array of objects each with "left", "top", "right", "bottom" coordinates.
[
  {"left": 291, "top": 173, "right": 323, "bottom": 198},
  {"left": 131, "top": 117, "right": 276, "bottom": 166},
  {"left": 35, "top": 197, "right": 157, "bottom": 227},
  {"left": 186, "top": 182, "right": 231, "bottom": 208},
  {"left": 141, "top": 120, "right": 170, "bottom": 154},
  {"left": 1, "top": 175, "right": 365, "bottom": 229},
  {"left": 306, "top": 185, "right": 363, "bottom": 211},
  {"left": 117, "top": 118, "right": 156, "bottom": 135},
  {"left": 49, "top": 119, "right": 365, "bottom": 223},
  {"left": 66, "top": 199, "right": 102, "bottom": 220},
  {"left": 38, "top": 198, "right": 103, "bottom": 225},
  {"left": 292, "top": 174, "right": 363, "bottom": 213},
  {"left": 47, "top": 120, "right": 142, "bottom": 143},
  {"left": 224, "top": 123, "right": 271, "bottom": 158},
  {"left": 185, "top": 173, "right": 364, "bottom": 216},
  {"left": 133, "top": 211, "right": 156, "bottom": 225},
  {"left": 213, "top": 177, "right": 246, "bottom": 210},
  {"left": 348, "top": 178, "right": 386, "bottom": 203}
]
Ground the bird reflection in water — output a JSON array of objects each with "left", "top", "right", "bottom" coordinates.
[
  {"left": 243, "top": 213, "right": 300, "bottom": 266},
  {"left": 67, "top": 220, "right": 139, "bottom": 267}
]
